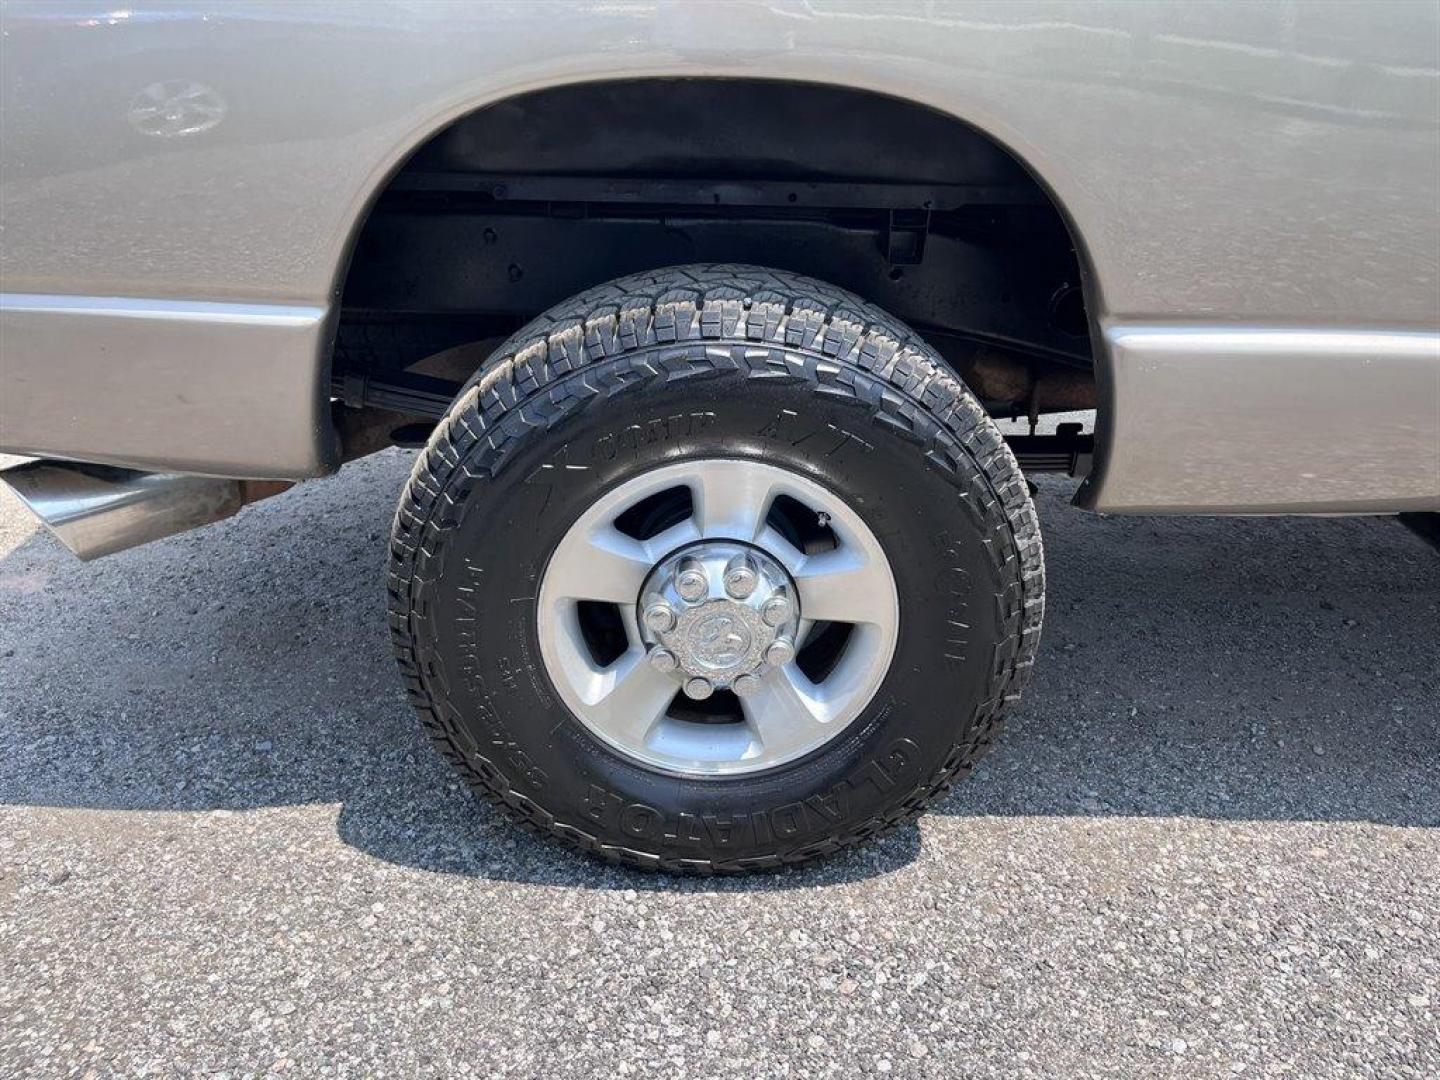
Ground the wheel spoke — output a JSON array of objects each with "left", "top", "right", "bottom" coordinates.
[
  {"left": 582, "top": 650, "right": 676, "bottom": 747},
  {"left": 740, "top": 666, "right": 829, "bottom": 760},
  {"left": 690, "top": 463, "right": 773, "bottom": 540},
  {"left": 754, "top": 522, "right": 804, "bottom": 571},
  {"left": 543, "top": 526, "right": 652, "bottom": 604},
  {"left": 640, "top": 518, "right": 703, "bottom": 562},
  {"left": 793, "top": 548, "right": 890, "bottom": 625}
]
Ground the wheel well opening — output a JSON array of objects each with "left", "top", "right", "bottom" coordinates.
[{"left": 332, "top": 78, "right": 1098, "bottom": 459}]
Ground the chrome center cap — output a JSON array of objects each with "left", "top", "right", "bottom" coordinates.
[
  {"left": 676, "top": 602, "right": 766, "bottom": 677},
  {"left": 639, "top": 541, "right": 800, "bottom": 696}
]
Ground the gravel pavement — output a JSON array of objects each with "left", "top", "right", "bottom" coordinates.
[{"left": 1, "top": 446, "right": 1436, "bottom": 1078}]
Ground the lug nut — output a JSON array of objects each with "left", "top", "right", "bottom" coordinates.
[
  {"left": 723, "top": 555, "right": 758, "bottom": 600},
  {"left": 647, "top": 646, "right": 678, "bottom": 673},
  {"left": 643, "top": 602, "right": 677, "bottom": 633},
  {"left": 731, "top": 673, "right": 761, "bottom": 697},
  {"left": 761, "top": 594, "right": 792, "bottom": 627},
  {"left": 676, "top": 559, "right": 709, "bottom": 602},
  {"left": 683, "top": 677, "right": 714, "bottom": 700},
  {"left": 765, "top": 638, "right": 795, "bottom": 666}
]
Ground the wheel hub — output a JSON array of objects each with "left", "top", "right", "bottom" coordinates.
[{"left": 639, "top": 541, "right": 800, "bottom": 698}]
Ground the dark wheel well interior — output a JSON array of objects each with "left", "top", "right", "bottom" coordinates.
[{"left": 332, "top": 78, "right": 1098, "bottom": 454}]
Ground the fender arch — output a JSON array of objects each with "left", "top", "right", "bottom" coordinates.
[{"left": 324, "top": 76, "right": 1114, "bottom": 505}]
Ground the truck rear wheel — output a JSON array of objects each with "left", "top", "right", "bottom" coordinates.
[{"left": 388, "top": 265, "right": 1044, "bottom": 872}]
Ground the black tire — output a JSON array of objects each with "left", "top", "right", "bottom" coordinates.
[{"left": 389, "top": 265, "right": 1044, "bottom": 873}]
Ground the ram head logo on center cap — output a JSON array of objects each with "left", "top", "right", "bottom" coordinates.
[{"left": 690, "top": 611, "right": 752, "bottom": 669}]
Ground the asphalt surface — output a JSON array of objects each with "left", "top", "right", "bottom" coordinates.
[{"left": 1, "top": 444, "right": 1436, "bottom": 1079}]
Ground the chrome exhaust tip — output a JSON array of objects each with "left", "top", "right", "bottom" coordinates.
[{"left": 0, "top": 460, "right": 279, "bottom": 561}]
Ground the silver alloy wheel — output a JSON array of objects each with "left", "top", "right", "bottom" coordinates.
[{"left": 537, "top": 459, "right": 899, "bottom": 777}]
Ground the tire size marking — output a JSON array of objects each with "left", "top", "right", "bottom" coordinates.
[{"left": 579, "top": 738, "right": 920, "bottom": 848}]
